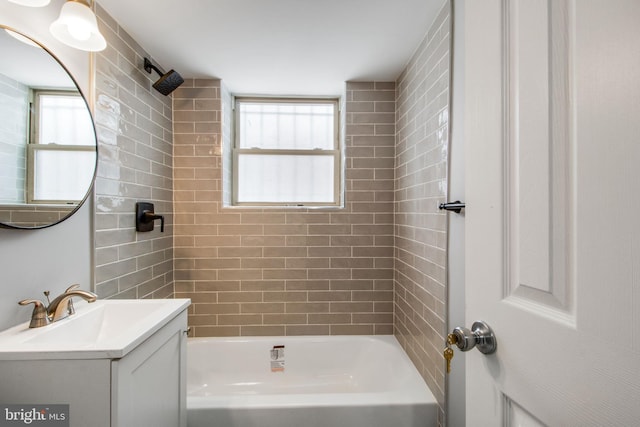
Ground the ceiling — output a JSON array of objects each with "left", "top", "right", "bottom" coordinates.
[
  {"left": 0, "top": 28, "right": 75, "bottom": 88},
  {"left": 97, "top": 0, "right": 447, "bottom": 96}
]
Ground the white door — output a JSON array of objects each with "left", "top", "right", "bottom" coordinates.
[{"left": 464, "top": 0, "right": 640, "bottom": 425}]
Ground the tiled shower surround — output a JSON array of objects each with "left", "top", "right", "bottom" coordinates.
[
  {"left": 395, "top": 3, "right": 451, "bottom": 419},
  {"left": 0, "top": 74, "right": 27, "bottom": 205},
  {"left": 173, "top": 80, "right": 397, "bottom": 337},
  {"left": 93, "top": 0, "right": 450, "bottom": 421},
  {"left": 93, "top": 4, "right": 174, "bottom": 299}
]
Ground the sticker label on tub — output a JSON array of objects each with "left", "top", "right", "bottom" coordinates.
[{"left": 270, "top": 345, "right": 285, "bottom": 372}]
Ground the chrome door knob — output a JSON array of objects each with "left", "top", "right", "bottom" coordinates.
[{"left": 450, "top": 320, "right": 497, "bottom": 354}]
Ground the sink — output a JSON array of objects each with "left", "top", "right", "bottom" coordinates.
[
  {"left": 0, "top": 299, "right": 190, "bottom": 360},
  {"left": 23, "top": 300, "right": 174, "bottom": 345}
]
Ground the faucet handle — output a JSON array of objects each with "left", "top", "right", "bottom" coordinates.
[
  {"left": 18, "top": 299, "right": 43, "bottom": 306},
  {"left": 18, "top": 299, "right": 50, "bottom": 328}
]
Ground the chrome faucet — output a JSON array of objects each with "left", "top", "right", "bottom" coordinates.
[{"left": 18, "top": 284, "right": 98, "bottom": 328}]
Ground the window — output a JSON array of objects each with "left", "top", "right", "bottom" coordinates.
[
  {"left": 233, "top": 97, "right": 341, "bottom": 206},
  {"left": 27, "top": 90, "right": 96, "bottom": 204}
]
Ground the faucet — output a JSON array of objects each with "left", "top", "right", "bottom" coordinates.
[
  {"left": 46, "top": 285, "right": 97, "bottom": 322},
  {"left": 18, "top": 284, "right": 98, "bottom": 328},
  {"left": 17, "top": 299, "right": 49, "bottom": 328}
]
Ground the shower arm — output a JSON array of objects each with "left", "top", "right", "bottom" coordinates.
[{"left": 143, "top": 57, "right": 164, "bottom": 77}]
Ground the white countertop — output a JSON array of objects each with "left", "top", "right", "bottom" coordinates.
[{"left": 0, "top": 298, "right": 190, "bottom": 360}]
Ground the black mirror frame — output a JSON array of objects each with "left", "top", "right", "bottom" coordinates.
[{"left": 0, "top": 25, "right": 98, "bottom": 230}]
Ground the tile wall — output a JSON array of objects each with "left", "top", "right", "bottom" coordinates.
[
  {"left": 0, "top": 205, "right": 73, "bottom": 227},
  {"left": 393, "top": 2, "right": 451, "bottom": 423},
  {"left": 0, "top": 74, "right": 27, "bottom": 204},
  {"left": 173, "top": 80, "right": 397, "bottom": 337},
  {"left": 92, "top": 4, "right": 174, "bottom": 299},
  {"left": 89, "top": 4, "right": 451, "bottom": 423}
]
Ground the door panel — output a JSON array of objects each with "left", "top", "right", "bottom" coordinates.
[
  {"left": 464, "top": 0, "right": 640, "bottom": 425},
  {"left": 506, "top": 0, "right": 573, "bottom": 316}
]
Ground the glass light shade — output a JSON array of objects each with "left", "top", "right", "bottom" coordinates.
[
  {"left": 8, "top": 0, "right": 51, "bottom": 7},
  {"left": 49, "top": 0, "right": 106, "bottom": 52}
]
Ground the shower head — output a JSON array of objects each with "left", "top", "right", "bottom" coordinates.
[{"left": 143, "top": 57, "right": 184, "bottom": 96}]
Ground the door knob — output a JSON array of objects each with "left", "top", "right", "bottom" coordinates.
[
  {"left": 449, "top": 320, "right": 497, "bottom": 354},
  {"left": 444, "top": 320, "right": 497, "bottom": 374}
]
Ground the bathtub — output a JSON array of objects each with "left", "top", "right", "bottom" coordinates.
[{"left": 187, "top": 335, "right": 437, "bottom": 427}]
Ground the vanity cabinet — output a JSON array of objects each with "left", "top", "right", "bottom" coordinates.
[
  {"left": 112, "top": 311, "right": 187, "bottom": 427},
  {"left": 0, "top": 306, "right": 188, "bottom": 427}
]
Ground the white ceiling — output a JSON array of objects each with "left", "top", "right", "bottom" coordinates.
[
  {"left": 0, "top": 29, "right": 75, "bottom": 88},
  {"left": 97, "top": 0, "right": 447, "bottom": 96}
]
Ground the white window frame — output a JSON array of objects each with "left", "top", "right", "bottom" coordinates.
[
  {"left": 232, "top": 96, "right": 341, "bottom": 207},
  {"left": 27, "top": 89, "right": 96, "bottom": 204}
]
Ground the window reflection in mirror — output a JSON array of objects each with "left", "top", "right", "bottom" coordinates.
[
  {"left": 28, "top": 90, "right": 95, "bottom": 204},
  {"left": 0, "top": 27, "right": 97, "bottom": 229}
]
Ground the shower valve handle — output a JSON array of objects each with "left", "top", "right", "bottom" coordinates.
[
  {"left": 143, "top": 211, "right": 164, "bottom": 232},
  {"left": 136, "top": 202, "right": 165, "bottom": 233}
]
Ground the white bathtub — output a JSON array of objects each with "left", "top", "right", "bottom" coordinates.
[{"left": 187, "top": 335, "right": 437, "bottom": 427}]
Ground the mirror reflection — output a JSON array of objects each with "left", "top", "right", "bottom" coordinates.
[{"left": 0, "top": 26, "right": 97, "bottom": 229}]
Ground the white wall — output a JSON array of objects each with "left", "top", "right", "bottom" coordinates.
[{"left": 0, "top": 0, "right": 93, "bottom": 331}]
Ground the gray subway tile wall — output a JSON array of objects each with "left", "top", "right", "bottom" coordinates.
[
  {"left": 394, "top": 2, "right": 451, "bottom": 423},
  {"left": 173, "top": 80, "right": 396, "bottom": 337},
  {"left": 91, "top": 2, "right": 450, "bottom": 424},
  {"left": 93, "top": 4, "right": 174, "bottom": 300},
  {"left": 0, "top": 74, "right": 27, "bottom": 204},
  {"left": 0, "top": 206, "right": 74, "bottom": 227}
]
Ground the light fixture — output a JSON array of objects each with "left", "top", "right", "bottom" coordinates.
[
  {"left": 7, "top": 0, "right": 51, "bottom": 6},
  {"left": 49, "top": 0, "right": 106, "bottom": 52}
]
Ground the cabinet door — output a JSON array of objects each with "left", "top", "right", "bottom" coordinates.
[
  {"left": 0, "top": 359, "right": 111, "bottom": 427},
  {"left": 111, "top": 311, "right": 187, "bottom": 427}
]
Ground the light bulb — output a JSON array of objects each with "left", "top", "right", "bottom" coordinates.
[
  {"left": 67, "top": 19, "right": 91, "bottom": 41},
  {"left": 49, "top": 0, "right": 106, "bottom": 51}
]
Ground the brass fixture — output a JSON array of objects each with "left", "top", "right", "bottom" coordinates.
[
  {"left": 18, "top": 284, "right": 98, "bottom": 328},
  {"left": 17, "top": 299, "right": 49, "bottom": 328}
]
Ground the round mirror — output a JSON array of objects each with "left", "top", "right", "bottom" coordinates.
[{"left": 0, "top": 26, "right": 97, "bottom": 229}]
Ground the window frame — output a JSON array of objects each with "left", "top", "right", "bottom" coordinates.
[
  {"left": 27, "top": 89, "right": 96, "bottom": 205},
  {"left": 232, "top": 96, "right": 341, "bottom": 207}
]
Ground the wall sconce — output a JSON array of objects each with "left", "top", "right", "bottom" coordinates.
[
  {"left": 50, "top": 0, "right": 106, "bottom": 52},
  {"left": 8, "top": 0, "right": 106, "bottom": 51}
]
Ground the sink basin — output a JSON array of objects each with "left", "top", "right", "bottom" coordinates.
[{"left": 0, "top": 299, "right": 190, "bottom": 360}]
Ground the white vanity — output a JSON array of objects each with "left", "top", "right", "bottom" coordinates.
[{"left": 0, "top": 299, "right": 190, "bottom": 427}]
